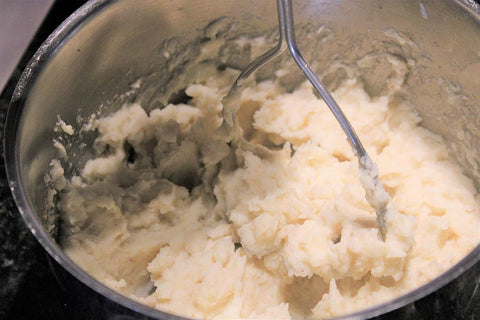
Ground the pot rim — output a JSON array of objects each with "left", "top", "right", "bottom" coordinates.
[{"left": 3, "top": 1, "right": 480, "bottom": 319}]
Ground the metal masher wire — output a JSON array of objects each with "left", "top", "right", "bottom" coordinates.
[
  {"left": 234, "top": 0, "right": 366, "bottom": 158},
  {"left": 231, "top": 0, "right": 389, "bottom": 239}
]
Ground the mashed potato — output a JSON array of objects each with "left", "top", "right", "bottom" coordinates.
[{"left": 50, "top": 60, "right": 480, "bottom": 319}]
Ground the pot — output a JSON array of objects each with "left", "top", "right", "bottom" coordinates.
[{"left": 4, "top": 0, "right": 480, "bottom": 319}]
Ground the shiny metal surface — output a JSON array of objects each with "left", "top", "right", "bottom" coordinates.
[
  {"left": 235, "top": 0, "right": 389, "bottom": 237},
  {"left": 4, "top": 0, "right": 480, "bottom": 319},
  {"left": 281, "top": 0, "right": 368, "bottom": 159},
  {"left": 235, "top": 0, "right": 367, "bottom": 158}
]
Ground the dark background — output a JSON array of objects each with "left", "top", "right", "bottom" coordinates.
[{"left": 0, "top": 1, "right": 479, "bottom": 319}]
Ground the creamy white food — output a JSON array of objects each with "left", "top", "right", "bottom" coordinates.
[{"left": 49, "top": 60, "right": 480, "bottom": 319}]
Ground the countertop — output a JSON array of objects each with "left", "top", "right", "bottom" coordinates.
[{"left": 0, "top": 1, "right": 479, "bottom": 319}]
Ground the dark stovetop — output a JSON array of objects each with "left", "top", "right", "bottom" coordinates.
[{"left": 0, "top": 1, "right": 479, "bottom": 319}]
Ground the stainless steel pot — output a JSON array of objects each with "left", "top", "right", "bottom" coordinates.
[{"left": 4, "top": 0, "right": 480, "bottom": 319}]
